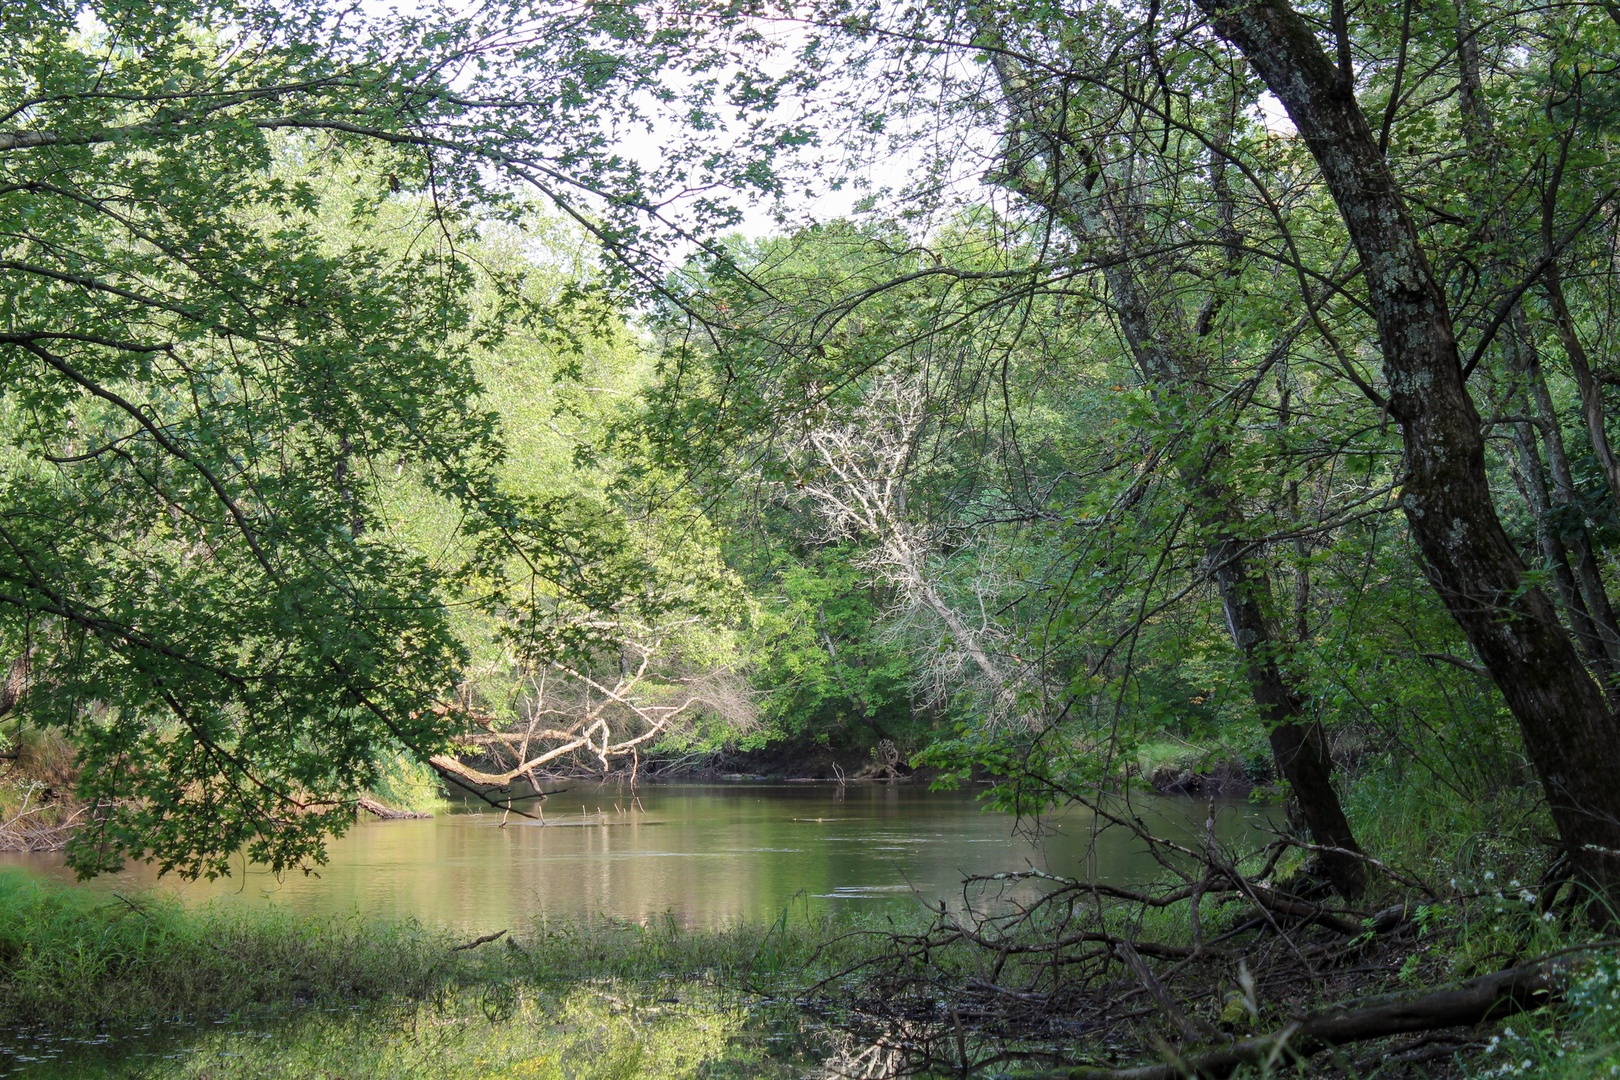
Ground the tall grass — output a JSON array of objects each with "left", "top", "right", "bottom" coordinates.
[
  {"left": 0, "top": 871, "right": 459, "bottom": 1029},
  {"left": 0, "top": 874, "right": 877, "bottom": 1076},
  {"left": 0, "top": 985, "right": 812, "bottom": 1079},
  {"left": 1332, "top": 757, "right": 1620, "bottom": 1077},
  {"left": 0, "top": 872, "right": 894, "bottom": 1029}
]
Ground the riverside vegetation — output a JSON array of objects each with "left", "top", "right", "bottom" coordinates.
[
  {"left": 4, "top": 768, "right": 1620, "bottom": 1079},
  {"left": 0, "top": 870, "right": 839, "bottom": 1078},
  {"left": 7, "top": 0, "right": 1620, "bottom": 1075}
]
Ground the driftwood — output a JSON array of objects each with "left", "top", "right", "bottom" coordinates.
[
  {"left": 452, "top": 929, "right": 509, "bottom": 951},
  {"left": 1115, "top": 941, "right": 1215, "bottom": 1044},
  {"left": 355, "top": 795, "right": 431, "bottom": 820},
  {"left": 1022, "top": 957, "right": 1567, "bottom": 1079},
  {"left": 854, "top": 738, "right": 904, "bottom": 780},
  {"left": 0, "top": 781, "right": 85, "bottom": 851}
]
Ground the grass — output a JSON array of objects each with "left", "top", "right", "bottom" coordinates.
[
  {"left": 0, "top": 871, "right": 455, "bottom": 1029},
  {"left": 366, "top": 750, "right": 454, "bottom": 817},
  {"left": 0, "top": 872, "right": 891, "bottom": 1077},
  {"left": 1, "top": 987, "right": 809, "bottom": 1079},
  {"left": 1331, "top": 756, "right": 1620, "bottom": 1078},
  {"left": 1129, "top": 730, "right": 1272, "bottom": 793}
]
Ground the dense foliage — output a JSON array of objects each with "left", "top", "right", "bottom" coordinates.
[
  {"left": 0, "top": 0, "right": 778, "bottom": 875},
  {"left": 6, "top": 0, "right": 1620, "bottom": 927},
  {"left": 11, "top": 0, "right": 1620, "bottom": 1074}
]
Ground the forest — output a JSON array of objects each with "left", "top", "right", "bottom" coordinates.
[{"left": 3, "top": 0, "right": 1620, "bottom": 1075}]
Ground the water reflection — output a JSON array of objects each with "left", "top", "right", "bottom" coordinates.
[{"left": 1, "top": 783, "right": 1277, "bottom": 932}]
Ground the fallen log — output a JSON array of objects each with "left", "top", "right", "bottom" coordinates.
[
  {"left": 355, "top": 795, "right": 431, "bottom": 820},
  {"left": 453, "top": 929, "right": 509, "bottom": 951},
  {"left": 1026, "top": 957, "right": 1570, "bottom": 1079}
]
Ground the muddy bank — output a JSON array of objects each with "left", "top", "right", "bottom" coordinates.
[{"left": 1143, "top": 757, "right": 1264, "bottom": 797}]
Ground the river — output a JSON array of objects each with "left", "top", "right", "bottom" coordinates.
[{"left": 2, "top": 781, "right": 1277, "bottom": 931}]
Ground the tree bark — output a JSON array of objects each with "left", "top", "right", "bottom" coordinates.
[
  {"left": 1542, "top": 259, "right": 1620, "bottom": 515},
  {"left": 0, "top": 650, "right": 30, "bottom": 720},
  {"left": 1515, "top": 319, "right": 1620, "bottom": 664},
  {"left": 1200, "top": 0, "right": 1620, "bottom": 908},
  {"left": 1208, "top": 533, "right": 1365, "bottom": 896},
  {"left": 1509, "top": 418, "right": 1612, "bottom": 688}
]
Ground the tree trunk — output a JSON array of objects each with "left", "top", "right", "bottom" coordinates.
[
  {"left": 1542, "top": 260, "right": 1620, "bottom": 516},
  {"left": 1510, "top": 419, "right": 1612, "bottom": 690},
  {"left": 1200, "top": 0, "right": 1620, "bottom": 909},
  {"left": 1208, "top": 532, "right": 1366, "bottom": 896},
  {"left": 1454, "top": 0, "right": 1620, "bottom": 680},
  {"left": 1519, "top": 321, "right": 1620, "bottom": 666},
  {"left": 0, "top": 650, "right": 30, "bottom": 720},
  {"left": 979, "top": 21, "right": 1367, "bottom": 895},
  {"left": 1030, "top": 956, "right": 1568, "bottom": 1080}
]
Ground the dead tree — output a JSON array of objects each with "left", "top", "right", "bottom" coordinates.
[
  {"left": 430, "top": 618, "right": 753, "bottom": 801},
  {"left": 792, "top": 373, "right": 1045, "bottom": 730}
]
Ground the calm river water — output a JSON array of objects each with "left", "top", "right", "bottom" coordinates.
[{"left": 3, "top": 782, "right": 1277, "bottom": 931}]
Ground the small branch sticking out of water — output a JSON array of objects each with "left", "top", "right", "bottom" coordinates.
[{"left": 452, "top": 929, "right": 509, "bottom": 952}]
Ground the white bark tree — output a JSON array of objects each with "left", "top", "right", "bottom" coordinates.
[{"left": 790, "top": 375, "right": 1043, "bottom": 729}]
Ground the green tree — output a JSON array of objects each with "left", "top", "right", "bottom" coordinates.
[
  {"left": 636, "top": 0, "right": 1620, "bottom": 907},
  {"left": 0, "top": 0, "right": 784, "bottom": 877}
]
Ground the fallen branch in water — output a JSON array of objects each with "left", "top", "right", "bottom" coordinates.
[
  {"left": 1020, "top": 956, "right": 1573, "bottom": 1079},
  {"left": 355, "top": 795, "right": 431, "bottom": 820},
  {"left": 0, "top": 782, "right": 87, "bottom": 851},
  {"left": 452, "top": 929, "right": 509, "bottom": 951}
]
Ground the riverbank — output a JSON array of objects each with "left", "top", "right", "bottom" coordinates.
[
  {"left": 642, "top": 732, "right": 1268, "bottom": 796},
  {"left": 6, "top": 739, "right": 1619, "bottom": 1076},
  {"left": 1, "top": 725, "right": 1267, "bottom": 859},
  {"left": 0, "top": 871, "right": 850, "bottom": 1077},
  {"left": 4, "top": 836, "right": 1619, "bottom": 1080},
  {"left": 9, "top": 782, "right": 1229, "bottom": 932}
]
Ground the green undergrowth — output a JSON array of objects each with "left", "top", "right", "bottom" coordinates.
[
  {"left": 2, "top": 986, "right": 816, "bottom": 1079},
  {"left": 365, "top": 750, "right": 454, "bottom": 816},
  {"left": 910, "top": 760, "right": 1620, "bottom": 1078},
  {"left": 1131, "top": 732, "right": 1266, "bottom": 781},
  {"left": 1337, "top": 760, "right": 1620, "bottom": 1078},
  {"left": 0, "top": 871, "right": 452, "bottom": 1030},
  {"left": 0, "top": 872, "right": 891, "bottom": 1077}
]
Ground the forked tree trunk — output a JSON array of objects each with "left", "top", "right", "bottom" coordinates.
[
  {"left": 1510, "top": 419, "right": 1613, "bottom": 689},
  {"left": 1201, "top": 0, "right": 1620, "bottom": 910},
  {"left": 1207, "top": 532, "right": 1366, "bottom": 896}
]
